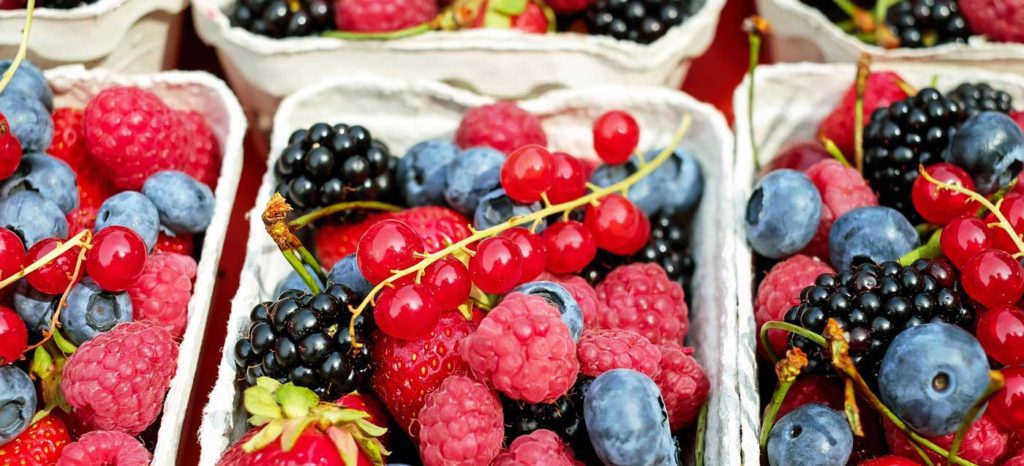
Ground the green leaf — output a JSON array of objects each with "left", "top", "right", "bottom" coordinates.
[
  {"left": 30, "top": 346, "right": 53, "bottom": 378},
  {"left": 321, "top": 408, "right": 370, "bottom": 425},
  {"left": 326, "top": 426, "right": 359, "bottom": 466},
  {"left": 244, "top": 385, "right": 283, "bottom": 421},
  {"left": 355, "top": 418, "right": 388, "bottom": 438},
  {"left": 32, "top": 343, "right": 69, "bottom": 414},
  {"left": 242, "top": 419, "right": 284, "bottom": 453},
  {"left": 352, "top": 430, "right": 388, "bottom": 466},
  {"left": 52, "top": 329, "right": 77, "bottom": 354},
  {"left": 490, "top": 0, "right": 527, "bottom": 15},
  {"left": 279, "top": 417, "right": 315, "bottom": 452},
  {"left": 275, "top": 383, "right": 318, "bottom": 419}
]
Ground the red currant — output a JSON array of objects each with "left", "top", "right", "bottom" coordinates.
[
  {"left": 763, "top": 141, "right": 829, "bottom": 174},
  {"left": 546, "top": 152, "right": 587, "bottom": 204},
  {"left": 26, "top": 238, "right": 81, "bottom": 295},
  {"left": 986, "top": 193, "right": 1024, "bottom": 253},
  {"left": 0, "top": 113, "right": 22, "bottom": 180},
  {"left": 593, "top": 110, "right": 640, "bottom": 164},
  {"left": 0, "top": 227, "right": 25, "bottom": 281},
  {"left": 987, "top": 366, "right": 1024, "bottom": 432},
  {"left": 0, "top": 305, "right": 26, "bottom": 365},
  {"left": 962, "top": 249, "right": 1024, "bottom": 308},
  {"left": 542, "top": 220, "right": 596, "bottom": 274},
  {"left": 469, "top": 236, "right": 523, "bottom": 294},
  {"left": 500, "top": 145, "right": 555, "bottom": 204},
  {"left": 374, "top": 283, "right": 440, "bottom": 340},
  {"left": 584, "top": 194, "right": 650, "bottom": 255},
  {"left": 357, "top": 220, "right": 426, "bottom": 285},
  {"left": 86, "top": 226, "right": 148, "bottom": 292},
  {"left": 499, "top": 227, "right": 547, "bottom": 283},
  {"left": 976, "top": 306, "right": 1024, "bottom": 366},
  {"left": 911, "top": 163, "right": 978, "bottom": 225},
  {"left": 422, "top": 257, "right": 471, "bottom": 311},
  {"left": 941, "top": 216, "right": 992, "bottom": 269}
]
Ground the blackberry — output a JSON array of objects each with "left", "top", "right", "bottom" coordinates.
[
  {"left": 863, "top": 88, "right": 966, "bottom": 222},
  {"left": 37, "top": 0, "right": 97, "bottom": 8},
  {"left": 230, "top": 0, "right": 333, "bottom": 38},
  {"left": 585, "top": 0, "right": 692, "bottom": 44},
  {"left": 580, "top": 212, "right": 694, "bottom": 293},
  {"left": 784, "top": 259, "right": 974, "bottom": 380},
  {"left": 233, "top": 284, "right": 373, "bottom": 398},
  {"left": 800, "top": 0, "right": 875, "bottom": 22},
  {"left": 948, "top": 82, "right": 1014, "bottom": 119},
  {"left": 274, "top": 122, "right": 400, "bottom": 212},
  {"left": 885, "top": 0, "right": 971, "bottom": 48},
  {"left": 502, "top": 376, "right": 598, "bottom": 463}
]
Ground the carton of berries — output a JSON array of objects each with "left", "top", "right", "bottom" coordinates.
[
  {"left": 0, "top": 63, "right": 244, "bottom": 465},
  {"left": 197, "top": 78, "right": 737, "bottom": 465},
  {"left": 733, "top": 61, "right": 1024, "bottom": 465}
]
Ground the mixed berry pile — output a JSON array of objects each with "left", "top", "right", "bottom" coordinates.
[{"left": 0, "top": 59, "right": 220, "bottom": 463}]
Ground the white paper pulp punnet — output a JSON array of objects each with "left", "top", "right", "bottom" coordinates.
[
  {"left": 0, "top": 0, "right": 188, "bottom": 72},
  {"left": 189, "top": 0, "right": 725, "bottom": 132},
  {"left": 43, "top": 65, "right": 246, "bottom": 466},
  {"left": 197, "top": 78, "right": 739, "bottom": 465},
  {"left": 731, "top": 62, "right": 1024, "bottom": 466}
]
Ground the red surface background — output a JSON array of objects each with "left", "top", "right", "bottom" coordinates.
[{"left": 174, "top": 0, "right": 758, "bottom": 462}]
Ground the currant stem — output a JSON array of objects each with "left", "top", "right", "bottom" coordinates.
[
  {"left": 694, "top": 401, "right": 708, "bottom": 466},
  {"left": 920, "top": 165, "right": 1024, "bottom": 255},
  {"left": 821, "top": 137, "right": 853, "bottom": 168},
  {"left": 854, "top": 54, "right": 871, "bottom": 173},
  {"left": 744, "top": 16, "right": 769, "bottom": 171},
  {"left": 287, "top": 201, "right": 403, "bottom": 231},
  {"left": 947, "top": 371, "right": 1004, "bottom": 464},
  {"left": 0, "top": 229, "right": 90, "bottom": 291},
  {"left": 0, "top": 0, "right": 33, "bottom": 95}
]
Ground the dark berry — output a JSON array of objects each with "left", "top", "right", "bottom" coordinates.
[
  {"left": 885, "top": 0, "right": 972, "bottom": 48},
  {"left": 585, "top": 0, "right": 691, "bottom": 44},
  {"left": 230, "top": 0, "right": 335, "bottom": 38}
]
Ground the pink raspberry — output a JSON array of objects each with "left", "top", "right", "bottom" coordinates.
[
  {"left": 128, "top": 252, "right": 197, "bottom": 338},
  {"left": 595, "top": 263, "right": 688, "bottom": 345},
  {"left": 461, "top": 292, "right": 578, "bottom": 403},
  {"left": 178, "top": 111, "right": 220, "bottom": 189},
  {"left": 418, "top": 375, "right": 504, "bottom": 466},
  {"left": 801, "top": 159, "right": 878, "bottom": 260},
  {"left": 538, "top": 272, "right": 603, "bottom": 327},
  {"left": 818, "top": 71, "right": 910, "bottom": 157},
  {"left": 654, "top": 343, "right": 709, "bottom": 430},
  {"left": 960, "top": 0, "right": 1024, "bottom": 43},
  {"left": 754, "top": 255, "right": 833, "bottom": 356},
  {"left": 61, "top": 321, "right": 178, "bottom": 435},
  {"left": 1006, "top": 451, "right": 1024, "bottom": 466},
  {"left": 334, "top": 0, "right": 436, "bottom": 33},
  {"left": 455, "top": 102, "right": 547, "bottom": 154},
  {"left": 56, "top": 430, "right": 151, "bottom": 466},
  {"left": 493, "top": 429, "right": 580, "bottom": 466},
  {"left": 544, "top": 0, "right": 595, "bottom": 14},
  {"left": 884, "top": 412, "right": 1010, "bottom": 466},
  {"left": 577, "top": 329, "right": 661, "bottom": 379}
]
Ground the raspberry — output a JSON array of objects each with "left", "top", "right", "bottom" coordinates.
[
  {"left": 773, "top": 376, "right": 844, "bottom": 420},
  {"left": 455, "top": 102, "right": 547, "bottom": 154},
  {"left": 66, "top": 207, "right": 97, "bottom": 237},
  {"left": 493, "top": 429, "right": 579, "bottom": 466},
  {"left": 153, "top": 232, "right": 194, "bottom": 256},
  {"left": 858, "top": 456, "right": 922, "bottom": 466},
  {"left": 545, "top": 0, "right": 594, "bottom": 14},
  {"left": 959, "top": 0, "right": 1024, "bottom": 43},
  {"left": 316, "top": 212, "right": 396, "bottom": 268},
  {"left": 577, "top": 329, "right": 661, "bottom": 379},
  {"left": 61, "top": 321, "right": 178, "bottom": 434},
  {"left": 883, "top": 412, "right": 1010, "bottom": 466},
  {"left": 538, "top": 272, "right": 603, "bottom": 327},
  {"left": 595, "top": 263, "right": 688, "bottom": 345},
  {"left": 818, "top": 71, "right": 910, "bottom": 157},
  {"left": 800, "top": 159, "right": 878, "bottom": 260},
  {"left": 55, "top": 430, "right": 151, "bottom": 466},
  {"left": 418, "top": 375, "right": 504, "bottom": 466},
  {"left": 754, "top": 255, "right": 833, "bottom": 356},
  {"left": 461, "top": 292, "right": 579, "bottom": 403},
  {"left": 654, "top": 343, "right": 709, "bottom": 430},
  {"left": 127, "top": 252, "right": 197, "bottom": 338},
  {"left": 334, "top": 0, "right": 436, "bottom": 33},
  {"left": 178, "top": 111, "right": 220, "bottom": 189},
  {"left": 1006, "top": 452, "right": 1024, "bottom": 466},
  {"left": 395, "top": 206, "right": 472, "bottom": 253}
]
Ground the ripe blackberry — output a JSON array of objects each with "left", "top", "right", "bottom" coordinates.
[
  {"left": 233, "top": 284, "right": 373, "bottom": 398},
  {"left": 784, "top": 259, "right": 974, "bottom": 380},
  {"left": 37, "top": 0, "right": 96, "bottom": 7},
  {"left": 230, "top": 0, "right": 333, "bottom": 38},
  {"left": 863, "top": 88, "right": 966, "bottom": 222},
  {"left": 584, "top": 0, "right": 692, "bottom": 44},
  {"left": 502, "top": 376, "right": 598, "bottom": 464},
  {"left": 580, "top": 212, "right": 694, "bottom": 294},
  {"left": 274, "top": 122, "right": 400, "bottom": 212},
  {"left": 948, "top": 82, "right": 1014, "bottom": 119},
  {"left": 885, "top": 0, "right": 971, "bottom": 48},
  {"left": 800, "top": 0, "right": 874, "bottom": 22}
]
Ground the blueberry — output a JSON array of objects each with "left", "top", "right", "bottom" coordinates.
[
  {"left": 745, "top": 169, "right": 822, "bottom": 259},
  {"left": 13, "top": 280, "right": 55, "bottom": 334},
  {"left": 1, "top": 153, "right": 78, "bottom": 214},
  {"left": 0, "top": 366, "right": 36, "bottom": 447},
  {"left": 513, "top": 281, "right": 583, "bottom": 341},
  {"left": 0, "top": 191, "right": 67, "bottom": 248},
  {"left": 829, "top": 207, "right": 919, "bottom": 271},
  {"left": 0, "top": 60, "right": 52, "bottom": 110},
  {"left": 878, "top": 323, "right": 990, "bottom": 436},
  {"left": 591, "top": 157, "right": 673, "bottom": 216},
  {"left": 444, "top": 147, "right": 504, "bottom": 215},
  {"left": 59, "top": 278, "right": 132, "bottom": 346},
  {"left": 327, "top": 254, "right": 372, "bottom": 300},
  {"left": 660, "top": 147, "right": 703, "bottom": 215},
  {"left": 95, "top": 191, "right": 160, "bottom": 251},
  {"left": 585, "top": 369, "right": 678, "bottom": 466},
  {"left": 946, "top": 111, "right": 1024, "bottom": 195},
  {"left": 473, "top": 188, "right": 543, "bottom": 231},
  {"left": 142, "top": 170, "right": 215, "bottom": 234},
  {"left": 0, "top": 94, "right": 52, "bottom": 153},
  {"left": 274, "top": 264, "right": 324, "bottom": 298},
  {"left": 766, "top": 403, "right": 853, "bottom": 466},
  {"left": 397, "top": 140, "right": 458, "bottom": 207}
]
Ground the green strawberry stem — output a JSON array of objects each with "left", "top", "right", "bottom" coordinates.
[
  {"left": 759, "top": 348, "right": 808, "bottom": 448},
  {"left": 759, "top": 321, "right": 827, "bottom": 363},
  {"left": 694, "top": 401, "right": 708, "bottom": 466},
  {"left": 744, "top": 16, "right": 768, "bottom": 171},
  {"left": 947, "top": 373, "right": 1003, "bottom": 464},
  {"left": 920, "top": 165, "right": 1024, "bottom": 255},
  {"left": 0, "top": 0, "right": 34, "bottom": 95},
  {"left": 322, "top": 22, "right": 432, "bottom": 41},
  {"left": 288, "top": 201, "right": 403, "bottom": 230}
]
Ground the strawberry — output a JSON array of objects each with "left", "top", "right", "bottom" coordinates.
[
  {"left": 437, "top": 0, "right": 555, "bottom": 34},
  {"left": 394, "top": 206, "right": 472, "bottom": 253},
  {"left": 818, "top": 71, "right": 910, "bottom": 158},
  {"left": 0, "top": 413, "right": 72, "bottom": 465},
  {"left": 153, "top": 232, "right": 194, "bottom": 256},
  {"left": 316, "top": 212, "right": 397, "bottom": 269},
  {"left": 336, "top": 392, "right": 392, "bottom": 449},
  {"left": 49, "top": 108, "right": 116, "bottom": 209}
]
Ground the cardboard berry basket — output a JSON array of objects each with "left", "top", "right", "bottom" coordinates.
[
  {"left": 730, "top": 62, "right": 1024, "bottom": 465},
  {"left": 196, "top": 78, "right": 739, "bottom": 465},
  {"left": 41, "top": 65, "right": 246, "bottom": 465},
  {"left": 189, "top": 0, "right": 725, "bottom": 133}
]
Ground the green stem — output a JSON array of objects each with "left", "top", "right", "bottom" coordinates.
[
  {"left": 759, "top": 376, "right": 796, "bottom": 448},
  {"left": 759, "top": 321, "right": 828, "bottom": 364},
  {"left": 0, "top": 0, "right": 33, "bottom": 95},
  {"left": 899, "top": 228, "right": 943, "bottom": 266},
  {"left": 822, "top": 138, "right": 853, "bottom": 168},
  {"left": 747, "top": 32, "right": 761, "bottom": 171},
  {"left": 288, "top": 201, "right": 402, "bottom": 230},
  {"left": 284, "top": 249, "right": 322, "bottom": 294},
  {"left": 832, "top": 0, "right": 857, "bottom": 16},
  {"left": 694, "top": 402, "right": 708, "bottom": 466},
  {"left": 322, "top": 22, "right": 431, "bottom": 41},
  {"left": 297, "top": 246, "right": 327, "bottom": 284}
]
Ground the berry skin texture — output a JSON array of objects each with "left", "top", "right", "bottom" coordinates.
[
  {"left": 444, "top": 147, "right": 504, "bottom": 216},
  {"left": 316, "top": 212, "right": 394, "bottom": 267},
  {"left": 655, "top": 343, "right": 710, "bottom": 431},
  {"left": 469, "top": 236, "right": 523, "bottom": 294},
  {"left": 960, "top": 0, "right": 1024, "bottom": 45},
  {"left": 461, "top": 292, "right": 579, "bottom": 403},
  {"left": 772, "top": 376, "right": 844, "bottom": 421},
  {"left": 86, "top": 226, "right": 147, "bottom": 292},
  {"left": 394, "top": 206, "right": 472, "bottom": 254},
  {"left": 584, "top": 369, "right": 677, "bottom": 466},
  {"left": 334, "top": 0, "right": 436, "bottom": 32},
  {"left": 755, "top": 255, "right": 834, "bottom": 356},
  {"left": 542, "top": 220, "right": 596, "bottom": 274},
  {"left": 745, "top": 169, "right": 822, "bottom": 259},
  {"left": 142, "top": 170, "right": 215, "bottom": 234},
  {"left": 765, "top": 141, "right": 830, "bottom": 174},
  {"left": 946, "top": 111, "right": 1024, "bottom": 195},
  {"left": 577, "top": 329, "right": 661, "bottom": 379},
  {"left": 12, "top": 281, "right": 55, "bottom": 334},
  {"left": 455, "top": 102, "right": 547, "bottom": 155},
  {"left": 592, "top": 110, "right": 640, "bottom": 164},
  {"left": 767, "top": 404, "right": 853, "bottom": 466},
  {"left": 67, "top": 207, "right": 97, "bottom": 236},
  {"left": 911, "top": 163, "right": 978, "bottom": 225},
  {"left": 398, "top": 140, "right": 459, "bottom": 207},
  {"left": 417, "top": 375, "right": 504, "bottom": 466},
  {"left": 941, "top": 216, "right": 992, "bottom": 269},
  {"left": 0, "top": 191, "right": 68, "bottom": 248},
  {"left": 858, "top": 457, "right": 921, "bottom": 466},
  {"left": 421, "top": 256, "right": 471, "bottom": 311},
  {"left": 988, "top": 366, "right": 1024, "bottom": 432},
  {"left": 0, "top": 112, "right": 22, "bottom": 181},
  {"left": 585, "top": 194, "right": 650, "bottom": 256},
  {"left": 501, "top": 145, "right": 555, "bottom": 204},
  {"left": 25, "top": 237, "right": 80, "bottom": 295},
  {"left": 514, "top": 281, "right": 584, "bottom": 341},
  {"left": 987, "top": 193, "right": 1024, "bottom": 253},
  {"left": 473, "top": 188, "right": 543, "bottom": 231},
  {"left": 153, "top": 232, "right": 193, "bottom": 256},
  {"left": 537, "top": 272, "right": 603, "bottom": 328},
  {"left": 95, "top": 191, "right": 161, "bottom": 252},
  {"left": 829, "top": 206, "right": 919, "bottom": 272},
  {"left": 499, "top": 227, "right": 547, "bottom": 283},
  {"left": 595, "top": 263, "right": 688, "bottom": 346},
  {"left": 356, "top": 219, "right": 425, "bottom": 284},
  {"left": 0, "top": 365, "right": 36, "bottom": 446},
  {"left": 127, "top": 252, "right": 197, "bottom": 338},
  {"left": 327, "top": 254, "right": 373, "bottom": 300},
  {"left": 374, "top": 283, "right": 441, "bottom": 341},
  {"left": 1008, "top": 453, "right": 1024, "bottom": 466},
  {"left": 547, "top": 152, "right": 587, "bottom": 204},
  {"left": 0, "top": 94, "right": 52, "bottom": 153},
  {"left": 0, "top": 227, "right": 24, "bottom": 281},
  {"left": 0, "top": 413, "right": 70, "bottom": 466},
  {"left": 0, "top": 305, "right": 27, "bottom": 365},
  {"left": 0, "top": 60, "right": 52, "bottom": 109},
  {"left": 492, "top": 429, "right": 579, "bottom": 466},
  {"left": 818, "top": 71, "right": 910, "bottom": 158},
  {"left": 0, "top": 152, "right": 79, "bottom": 214},
  {"left": 49, "top": 107, "right": 116, "bottom": 210},
  {"left": 55, "top": 430, "right": 152, "bottom": 466},
  {"left": 60, "top": 278, "right": 133, "bottom": 346},
  {"left": 883, "top": 412, "right": 1009, "bottom": 466},
  {"left": 801, "top": 158, "right": 878, "bottom": 260},
  {"left": 545, "top": 0, "right": 593, "bottom": 13},
  {"left": 61, "top": 320, "right": 178, "bottom": 434},
  {"left": 976, "top": 306, "right": 1024, "bottom": 366},
  {"left": 962, "top": 249, "right": 1024, "bottom": 308}
]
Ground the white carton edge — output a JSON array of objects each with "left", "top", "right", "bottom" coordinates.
[
  {"left": 197, "top": 78, "right": 739, "bottom": 465},
  {"left": 42, "top": 65, "right": 247, "bottom": 466}
]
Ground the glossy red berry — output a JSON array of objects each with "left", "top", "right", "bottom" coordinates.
[
  {"left": 0, "top": 227, "right": 25, "bottom": 281},
  {"left": 498, "top": 227, "right": 547, "bottom": 283},
  {"left": 941, "top": 216, "right": 993, "bottom": 269},
  {"left": 911, "top": 163, "right": 978, "bottom": 225},
  {"left": 357, "top": 220, "right": 426, "bottom": 285},
  {"left": 0, "top": 305, "right": 26, "bottom": 365},
  {"left": 500, "top": 145, "right": 555, "bottom": 204},
  {"left": 469, "top": 236, "right": 523, "bottom": 294},
  {"left": 962, "top": 249, "right": 1024, "bottom": 308},
  {"left": 988, "top": 366, "right": 1024, "bottom": 432},
  {"left": 542, "top": 220, "right": 597, "bottom": 274},
  {"left": 593, "top": 110, "right": 640, "bottom": 164},
  {"left": 976, "top": 306, "right": 1024, "bottom": 366},
  {"left": 763, "top": 141, "right": 829, "bottom": 174},
  {"left": 584, "top": 194, "right": 650, "bottom": 255},
  {"left": 546, "top": 152, "right": 587, "bottom": 204},
  {"left": 422, "top": 256, "right": 471, "bottom": 311},
  {"left": 374, "top": 283, "right": 440, "bottom": 341},
  {"left": 0, "top": 113, "right": 22, "bottom": 180},
  {"left": 86, "top": 226, "right": 148, "bottom": 292},
  {"left": 986, "top": 193, "right": 1024, "bottom": 253},
  {"left": 26, "top": 238, "right": 81, "bottom": 295}
]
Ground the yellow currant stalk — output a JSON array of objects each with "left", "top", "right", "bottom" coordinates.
[{"left": 919, "top": 165, "right": 1024, "bottom": 256}]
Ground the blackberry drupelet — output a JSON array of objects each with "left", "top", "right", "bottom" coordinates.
[
  {"left": 230, "top": 0, "right": 333, "bottom": 38},
  {"left": 948, "top": 82, "right": 1014, "bottom": 119},
  {"left": 234, "top": 284, "right": 373, "bottom": 398},
  {"left": 580, "top": 212, "right": 694, "bottom": 294},
  {"left": 585, "top": 0, "right": 691, "bottom": 44},
  {"left": 784, "top": 259, "right": 974, "bottom": 380},
  {"left": 37, "top": 0, "right": 97, "bottom": 8},
  {"left": 885, "top": 0, "right": 971, "bottom": 48},
  {"left": 863, "top": 88, "right": 966, "bottom": 222},
  {"left": 503, "top": 376, "right": 598, "bottom": 463},
  {"left": 274, "top": 122, "right": 400, "bottom": 212}
]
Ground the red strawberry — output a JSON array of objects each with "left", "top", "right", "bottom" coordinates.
[
  {"left": 818, "top": 71, "right": 910, "bottom": 157},
  {"left": 153, "top": 232, "right": 194, "bottom": 256},
  {"left": 394, "top": 206, "right": 472, "bottom": 253},
  {"left": 315, "top": 212, "right": 397, "bottom": 268},
  {"left": 337, "top": 391, "right": 392, "bottom": 449},
  {"left": 0, "top": 413, "right": 72, "bottom": 465},
  {"left": 50, "top": 107, "right": 116, "bottom": 209}
]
